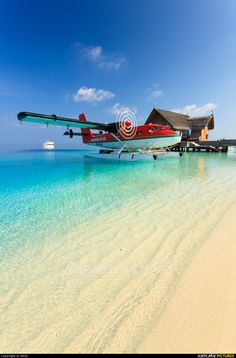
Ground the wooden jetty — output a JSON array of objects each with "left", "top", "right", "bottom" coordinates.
[
  {"left": 144, "top": 106, "right": 235, "bottom": 153},
  {"left": 171, "top": 139, "right": 236, "bottom": 153}
]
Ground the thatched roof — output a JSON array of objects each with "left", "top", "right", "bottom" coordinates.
[
  {"left": 146, "top": 108, "right": 189, "bottom": 129},
  {"left": 145, "top": 107, "right": 215, "bottom": 130},
  {"left": 188, "top": 115, "right": 214, "bottom": 130}
]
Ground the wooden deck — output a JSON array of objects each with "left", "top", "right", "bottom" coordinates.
[{"left": 171, "top": 139, "right": 236, "bottom": 152}]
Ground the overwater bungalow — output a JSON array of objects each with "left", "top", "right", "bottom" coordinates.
[{"left": 146, "top": 107, "right": 215, "bottom": 142}]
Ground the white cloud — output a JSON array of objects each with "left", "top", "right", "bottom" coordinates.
[
  {"left": 73, "top": 86, "right": 115, "bottom": 103},
  {"left": 147, "top": 83, "right": 163, "bottom": 102},
  {"left": 78, "top": 44, "right": 127, "bottom": 70},
  {"left": 82, "top": 45, "right": 103, "bottom": 61},
  {"left": 98, "top": 57, "right": 126, "bottom": 70},
  {"left": 172, "top": 103, "right": 218, "bottom": 117},
  {"left": 109, "top": 102, "right": 137, "bottom": 116},
  {"left": 148, "top": 89, "right": 163, "bottom": 102}
]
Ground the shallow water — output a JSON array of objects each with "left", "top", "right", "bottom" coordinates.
[{"left": 0, "top": 149, "right": 236, "bottom": 352}]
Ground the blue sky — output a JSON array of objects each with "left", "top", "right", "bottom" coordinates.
[{"left": 1, "top": 0, "right": 236, "bottom": 145}]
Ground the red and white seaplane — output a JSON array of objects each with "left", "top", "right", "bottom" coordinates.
[{"left": 17, "top": 111, "right": 182, "bottom": 161}]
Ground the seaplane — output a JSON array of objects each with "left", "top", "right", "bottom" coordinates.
[{"left": 17, "top": 111, "right": 183, "bottom": 161}]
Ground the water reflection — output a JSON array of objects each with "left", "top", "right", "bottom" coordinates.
[{"left": 80, "top": 152, "right": 209, "bottom": 184}]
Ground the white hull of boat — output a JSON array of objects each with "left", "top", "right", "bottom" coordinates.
[{"left": 43, "top": 141, "right": 55, "bottom": 150}]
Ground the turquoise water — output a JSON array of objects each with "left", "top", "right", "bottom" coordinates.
[{"left": 1, "top": 149, "right": 236, "bottom": 352}]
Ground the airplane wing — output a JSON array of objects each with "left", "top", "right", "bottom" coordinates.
[{"left": 17, "top": 112, "right": 110, "bottom": 131}]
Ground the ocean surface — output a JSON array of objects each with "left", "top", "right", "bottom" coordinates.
[{"left": 0, "top": 148, "right": 236, "bottom": 353}]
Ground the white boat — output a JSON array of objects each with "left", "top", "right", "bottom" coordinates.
[
  {"left": 43, "top": 141, "right": 55, "bottom": 150},
  {"left": 85, "top": 149, "right": 183, "bottom": 161}
]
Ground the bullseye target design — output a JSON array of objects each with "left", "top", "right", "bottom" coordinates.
[{"left": 116, "top": 109, "right": 137, "bottom": 139}]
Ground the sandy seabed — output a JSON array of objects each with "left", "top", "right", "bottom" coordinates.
[
  {"left": 1, "top": 202, "right": 236, "bottom": 354},
  {"left": 1, "top": 153, "right": 236, "bottom": 353},
  {"left": 138, "top": 202, "right": 236, "bottom": 353}
]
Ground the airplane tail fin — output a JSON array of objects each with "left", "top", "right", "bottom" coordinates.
[{"left": 79, "top": 113, "right": 92, "bottom": 143}]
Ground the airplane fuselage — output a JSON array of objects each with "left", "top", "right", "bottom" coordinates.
[{"left": 85, "top": 124, "right": 181, "bottom": 150}]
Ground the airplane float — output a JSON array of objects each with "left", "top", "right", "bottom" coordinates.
[{"left": 17, "top": 111, "right": 182, "bottom": 161}]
